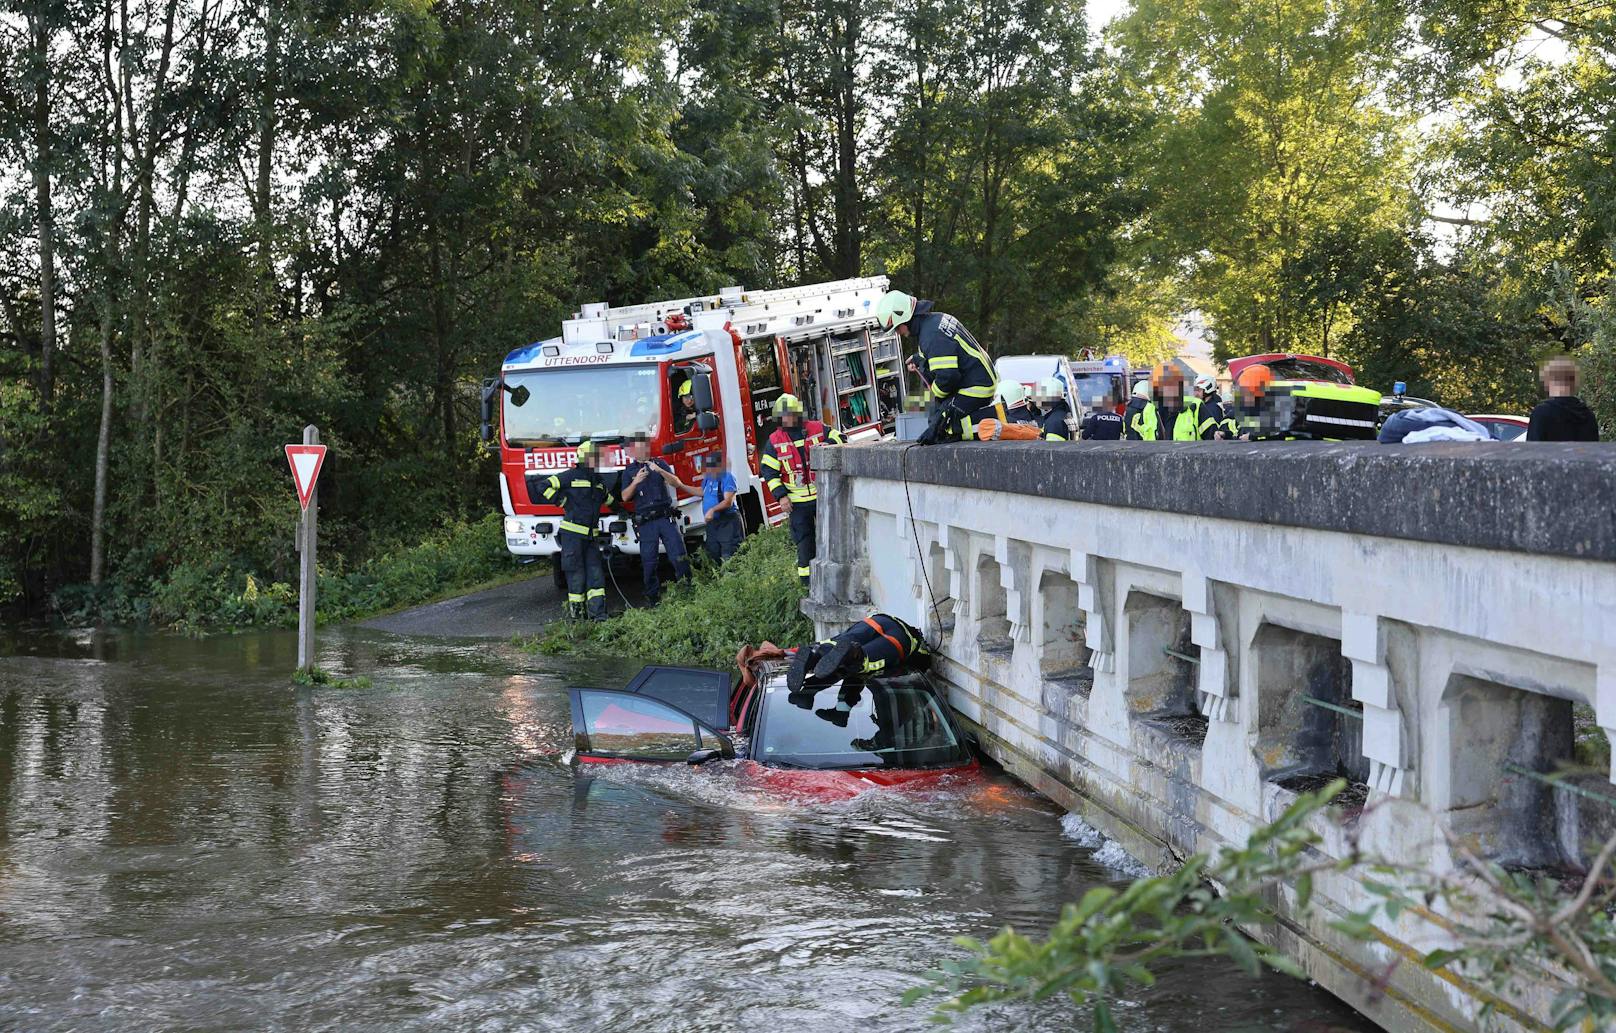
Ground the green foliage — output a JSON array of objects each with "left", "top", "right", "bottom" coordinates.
[
  {"left": 53, "top": 513, "right": 521, "bottom": 631},
  {"left": 523, "top": 526, "right": 811, "bottom": 669},
  {"left": 292, "top": 666, "right": 375, "bottom": 689},
  {"left": 909, "top": 780, "right": 1349, "bottom": 1027}
]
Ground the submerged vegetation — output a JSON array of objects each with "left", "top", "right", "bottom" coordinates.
[{"left": 524, "top": 526, "right": 811, "bottom": 669}]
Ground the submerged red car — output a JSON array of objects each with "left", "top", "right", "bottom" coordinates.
[{"left": 568, "top": 661, "right": 981, "bottom": 797}]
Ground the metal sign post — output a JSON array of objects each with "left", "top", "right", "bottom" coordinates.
[{"left": 286, "top": 426, "right": 327, "bottom": 675}]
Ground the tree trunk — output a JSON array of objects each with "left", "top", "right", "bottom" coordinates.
[
  {"left": 252, "top": 0, "right": 281, "bottom": 331},
  {"left": 28, "top": 6, "right": 57, "bottom": 414},
  {"left": 90, "top": 303, "right": 116, "bottom": 586}
]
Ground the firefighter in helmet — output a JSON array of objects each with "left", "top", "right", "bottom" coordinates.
[
  {"left": 875, "top": 290, "right": 997, "bottom": 445},
  {"left": 540, "top": 440, "right": 615, "bottom": 620},
  {"left": 759, "top": 393, "right": 845, "bottom": 587}
]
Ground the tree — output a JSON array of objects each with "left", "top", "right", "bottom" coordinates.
[{"left": 1115, "top": 0, "right": 1416, "bottom": 358}]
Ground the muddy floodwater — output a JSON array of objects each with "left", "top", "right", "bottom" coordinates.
[{"left": 0, "top": 625, "right": 1376, "bottom": 1032}]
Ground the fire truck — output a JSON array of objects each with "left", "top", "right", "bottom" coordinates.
[{"left": 480, "top": 276, "right": 915, "bottom": 567}]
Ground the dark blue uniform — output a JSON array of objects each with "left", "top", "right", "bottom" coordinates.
[
  {"left": 624, "top": 458, "right": 690, "bottom": 603},
  {"left": 540, "top": 464, "right": 614, "bottom": 620}
]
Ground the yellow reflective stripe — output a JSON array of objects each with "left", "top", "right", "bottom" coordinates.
[
  {"left": 796, "top": 566, "right": 812, "bottom": 576},
  {"left": 952, "top": 333, "right": 997, "bottom": 379},
  {"left": 586, "top": 588, "right": 606, "bottom": 599},
  {"left": 957, "top": 384, "right": 994, "bottom": 398},
  {"left": 1197, "top": 417, "right": 1217, "bottom": 435},
  {"left": 567, "top": 593, "right": 584, "bottom": 602},
  {"left": 559, "top": 521, "right": 592, "bottom": 535},
  {"left": 828, "top": 430, "right": 846, "bottom": 444},
  {"left": 569, "top": 479, "right": 593, "bottom": 487},
  {"left": 603, "top": 494, "right": 614, "bottom": 506},
  {"left": 759, "top": 454, "right": 781, "bottom": 469},
  {"left": 1045, "top": 431, "right": 1067, "bottom": 441},
  {"left": 927, "top": 355, "right": 959, "bottom": 369},
  {"left": 786, "top": 487, "right": 816, "bottom": 502},
  {"left": 929, "top": 382, "right": 947, "bottom": 399}
]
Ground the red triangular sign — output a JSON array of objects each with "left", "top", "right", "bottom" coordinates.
[{"left": 285, "top": 444, "right": 327, "bottom": 511}]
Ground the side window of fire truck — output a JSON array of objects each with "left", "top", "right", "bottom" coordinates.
[{"left": 744, "top": 337, "right": 782, "bottom": 430}]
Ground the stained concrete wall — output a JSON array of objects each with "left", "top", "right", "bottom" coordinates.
[{"left": 807, "top": 440, "right": 1616, "bottom": 1033}]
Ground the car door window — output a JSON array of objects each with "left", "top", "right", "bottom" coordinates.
[
  {"left": 624, "top": 666, "right": 733, "bottom": 730},
  {"left": 574, "top": 689, "right": 701, "bottom": 759}
]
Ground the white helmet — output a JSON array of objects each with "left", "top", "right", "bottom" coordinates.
[
  {"left": 996, "top": 379, "right": 1029, "bottom": 407},
  {"left": 1194, "top": 374, "right": 1216, "bottom": 393},
  {"left": 1132, "top": 379, "right": 1152, "bottom": 400},
  {"left": 874, "top": 290, "right": 915, "bottom": 332}
]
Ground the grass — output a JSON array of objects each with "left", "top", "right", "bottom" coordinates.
[
  {"left": 521, "top": 525, "right": 813, "bottom": 669},
  {"left": 54, "top": 512, "right": 537, "bottom": 631},
  {"left": 291, "top": 666, "right": 375, "bottom": 689}
]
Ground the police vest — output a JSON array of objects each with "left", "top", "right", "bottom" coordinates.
[{"left": 764, "top": 422, "right": 835, "bottom": 503}]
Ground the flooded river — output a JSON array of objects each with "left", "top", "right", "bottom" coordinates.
[{"left": 0, "top": 625, "right": 1374, "bottom": 1032}]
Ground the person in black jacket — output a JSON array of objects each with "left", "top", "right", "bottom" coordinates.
[
  {"left": 1527, "top": 357, "right": 1600, "bottom": 442},
  {"left": 877, "top": 290, "right": 997, "bottom": 444},
  {"left": 1192, "top": 375, "right": 1235, "bottom": 439},
  {"left": 539, "top": 441, "right": 616, "bottom": 620}
]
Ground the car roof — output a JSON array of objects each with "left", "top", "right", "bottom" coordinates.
[{"left": 1467, "top": 413, "right": 1528, "bottom": 422}]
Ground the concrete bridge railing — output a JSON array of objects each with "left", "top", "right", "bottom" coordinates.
[{"left": 805, "top": 439, "right": 1616, "bottom": 1033}]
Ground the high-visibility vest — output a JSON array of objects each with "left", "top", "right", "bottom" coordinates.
[
  {"left": 1172, "top": 398, "right": 1202, "bottom": 441},
  {"left": 1129, "top": 401, "right": 1159, "bottom": 440},
  {"left": 763, "top": 421, "right": 840, "bottom": 503}
]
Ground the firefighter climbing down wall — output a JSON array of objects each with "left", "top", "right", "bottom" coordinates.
[
  {"left": 760, "top": 393, "right": 845, "bottom": 587},
  {"left": 875, "top": 290, "right": 997, "bottom": 445}
]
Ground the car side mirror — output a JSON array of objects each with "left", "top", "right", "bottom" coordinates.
[
  {"left": 508, "top": 383, "right": 531, "bottom": 407},
  {"left": 661, "top": 440, "right": 685, "bottom": 456},
  {"left": 686, "top": 748, "right": 722, "bottom": 766},
  {"left": 691, "top": 372, "right": 714, "bottom": 412},
  {"left": 696, "top": 411, "right": 719, "bottom": 432}
]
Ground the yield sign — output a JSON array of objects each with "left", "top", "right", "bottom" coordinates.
[{"left": 285, "top": 444, "right": 328, "bottom": 511}]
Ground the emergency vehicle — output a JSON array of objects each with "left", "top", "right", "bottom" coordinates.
[{"left": 480, "top": 277, "right": 917, "bottom": 564}]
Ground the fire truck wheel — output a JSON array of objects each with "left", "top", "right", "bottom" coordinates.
[{"left": 551, "top": 561, "right": 567, "bottom": 592}]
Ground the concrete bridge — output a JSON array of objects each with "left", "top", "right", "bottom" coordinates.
[{"left": 805, "top": 440, "right": 1616, "bottom": 1033}]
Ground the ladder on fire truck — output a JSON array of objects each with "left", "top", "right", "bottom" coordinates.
[{"left": 560, "top": 277, "right": 892, "bottom": 345}]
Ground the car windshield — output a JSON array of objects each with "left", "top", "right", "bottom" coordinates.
[
  {"left": 1073, "top": 372, "right": 1122, "bottom": 408},
  {"left": 503, "top": 365, "right": 662, "bottom": 445},
  {"left": 1263, "top": 358, "right": 1354, "bottom": 386},
  {"left": 1488, "top": 421, "right": 1526, "bottom": 441},
  {"left": 755, "top": 674, "right": 969, "bottom": 770}
]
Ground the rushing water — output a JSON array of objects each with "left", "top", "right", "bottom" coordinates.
[{"left": 0, "top": 626, "right": 1374, "bottom": 1032}]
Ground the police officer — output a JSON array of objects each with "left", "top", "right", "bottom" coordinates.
[
  {"left": 875, "top": 290, "right": 997, "bottom": 444},
  {"left": 786, "top": 613, "right": 933, "bottom": 692},
  {"left": 759, "top": 394, "right": 845, "bottom": 587},
  {"left": 620, "top": 434, "right": 691, "bottom": 604},
  {"left": 540, "top": 441, "right": 615, "bottom": 620},
  {"left": 1078, "top": 386, "right": 1125, "bottom": 440}
]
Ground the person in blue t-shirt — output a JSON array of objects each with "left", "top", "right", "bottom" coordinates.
[{"left": 698, "top": 452, "right": 744, "bottom": 562}]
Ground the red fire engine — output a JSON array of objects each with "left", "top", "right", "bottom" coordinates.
[{"left": 480, "top": 277, "right": 914, "bottom": 565}]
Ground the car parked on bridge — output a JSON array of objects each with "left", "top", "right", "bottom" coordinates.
[
  {"left": 1466, "top": 414, "right": 1530, "bottom": 441},
  {"left": 567, "top": 661, "right": 980, "bottom": 798}
]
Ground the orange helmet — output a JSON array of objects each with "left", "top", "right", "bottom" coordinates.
[
  {"left": 1236, "top": 364, "right": 1274, "bottom": 395},
  {"left": 1151, "top": 362, "right": 1185, "bottom": 389}
]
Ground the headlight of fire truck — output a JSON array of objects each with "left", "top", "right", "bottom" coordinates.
[{"left": 504, "top": 517, "right": 523, "bottom": 534}]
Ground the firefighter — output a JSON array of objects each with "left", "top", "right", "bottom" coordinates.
[
  {"left": 1123, "top": 379, "right": 1158, "bottom": 440},
  {"left": 786, "top": 613, "right": 933, "bottom": 694},
  {"left": 760, "top": 393, "right": 845, "bottom": 587},
  {"left": 1035, "top": 377, "right": 1078, "bottom": 441},
  {"left": 875, "top": 290, "right": 997, "bottom": 444},
  {"left": 996, "top": 380, "right": 1040, "bottom": 424},
  {"left": 675, "top": 378, "right": 696, "bottom": 433},
  {"left": 540, "top": 440, "right": 615, "bottom": 620},
  {"left": 620, "top": 433, "right": 691, "bottom": 604},
  {"left": 1193, "top": 374, "right": 1235, "bottom": 439}
]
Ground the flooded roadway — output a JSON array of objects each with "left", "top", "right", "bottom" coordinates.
[{"left": 0, "top": 624, "right": 1375, "bottom": 1032}]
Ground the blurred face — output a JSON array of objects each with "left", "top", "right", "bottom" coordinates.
[
  {"left": 894, "top": 323, "right": 910, "bottom": 337},
  {"left": 782, "top": 410, "right": 801, "bottom": 427},
  {"left": 1160, "top": 382, "right": 1182, "bottom": 406},
  {"left": 629, "top": 438, "right": 649, "bottom": 460}
]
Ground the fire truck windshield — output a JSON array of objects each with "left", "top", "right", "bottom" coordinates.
[{"left": 502, "top": 365, "right": 663, "bottom": 445}]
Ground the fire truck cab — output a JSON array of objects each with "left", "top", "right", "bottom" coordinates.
[{"left": 482, "top": 277, "right": 913, "bottom": 563}]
